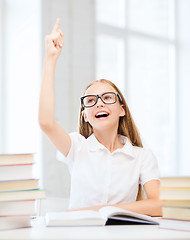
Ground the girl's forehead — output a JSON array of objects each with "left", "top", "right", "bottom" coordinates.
[{"left": 85, "top": 82, "right": 115, "bottom": 95}]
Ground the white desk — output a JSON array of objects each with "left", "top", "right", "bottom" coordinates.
[{"left": 0, "top": 217, "right": 190, "bottom": 240}]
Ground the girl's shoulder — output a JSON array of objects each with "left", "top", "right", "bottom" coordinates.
[
  {"left": 69, "top": 132, "right": 96, "bottom": 149},
  {"left": 133, "top": 145, "right": 157, "bottom": 165},
  {"left": 119, "top": 135, "right": 156, "bottom": 160},
  {"left": 69, "top": 132, "right": 86, "bottom": 142}
]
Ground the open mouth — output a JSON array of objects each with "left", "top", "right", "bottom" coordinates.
[{"left": 95, "top": 112, "right": 109, "bottom": 119}]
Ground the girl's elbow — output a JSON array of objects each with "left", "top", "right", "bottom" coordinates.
[
  {"left": 39, "top": 118, "right": 54, "bottom": 131},
  {"left": 154, "top": 199, "right": 164, "bottom": 217}
]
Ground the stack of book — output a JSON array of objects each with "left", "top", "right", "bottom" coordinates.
[
  {"left": 160, "top": 177, "right": 190, "bottom": 220},
  {"left": 0, "top": 154, "right": 45, "bottom": 230}
]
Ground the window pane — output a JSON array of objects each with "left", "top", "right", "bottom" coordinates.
[
  {"left": 96, "top": 0, "right": 125, "bottom": 28},
  {"left": 127, "top": 37, "right": 174, "bottom": 176},
  {"left": 96, "top": 35, "right": 125, "bottom": 92},
  {"left": 128, "top": 0, "right": 174, "bottom": 38}
]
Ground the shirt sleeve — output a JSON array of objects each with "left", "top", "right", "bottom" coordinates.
[
  {"left": 139, "top": 148, "right": 160, "bottom": 186},
  {"left": 56, "top": 132, "right": 85, "bottom": 173}
]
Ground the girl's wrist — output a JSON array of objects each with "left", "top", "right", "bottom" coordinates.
[{"left": 44, "top": 55, "right": 58, "bottom": 65}]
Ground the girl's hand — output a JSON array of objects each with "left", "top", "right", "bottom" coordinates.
[{"left": 45, "top": 18, "right": 64, "bottom": 60}]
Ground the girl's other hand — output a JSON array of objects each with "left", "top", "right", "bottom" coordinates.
[{"left": 45, "top": 18, "right": 64, "bottom": 60}]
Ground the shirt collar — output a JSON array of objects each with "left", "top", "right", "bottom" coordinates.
[{"left": 86, "top": 134, "right": 135, "bottom": 159}]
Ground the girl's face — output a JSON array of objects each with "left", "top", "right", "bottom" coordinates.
[{"left": 82, "top": 82, "right": 125, "bottom": 131}]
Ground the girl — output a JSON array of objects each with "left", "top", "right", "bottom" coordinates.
[{"left": 39, "top": 19, "right": 163, "bottom": 217}]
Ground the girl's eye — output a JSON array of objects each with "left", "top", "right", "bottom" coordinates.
[
  {"left": 105, "top": 96, "right": 111, "bottom": 100},
  {"left": 87, "top": 98, "right": 95, "bottom": 103},
  {"left": 104, "top": 94, "right": 113, "bottom": 101}
]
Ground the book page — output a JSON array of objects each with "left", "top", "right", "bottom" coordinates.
[
  {"left": 47, "top": 210, "right": 102, "bottom": 220},
  {"left": 99, "top": 206, "right": 159, "bottom": 224},
  {"left": 99, "top": 206, "right": 128, "bottom": 218},
  {"left": 45, "top": 210, "right": 106, "bottom": 226}
]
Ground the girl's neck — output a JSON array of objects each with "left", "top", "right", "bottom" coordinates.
[{"left": 93, "top": 128, "right": 124, "bottom": 153}]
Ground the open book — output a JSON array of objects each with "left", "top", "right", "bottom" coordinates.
[{"left": 45, "top": 206, "right": 159, "bottom": 226}]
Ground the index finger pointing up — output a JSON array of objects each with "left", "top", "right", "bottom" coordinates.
[{"left": 51, "top": 18, "right": 60, "bottom": 33}]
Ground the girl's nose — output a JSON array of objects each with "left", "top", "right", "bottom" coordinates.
[{"left": 96, "top": 97, "right": 104, "bottom": 108}]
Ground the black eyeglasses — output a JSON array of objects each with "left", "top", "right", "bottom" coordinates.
[{"left": 80, "top": 92, "right": 122, "bottom": 109}]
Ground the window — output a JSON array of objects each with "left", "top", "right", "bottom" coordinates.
[{"left": 96, "top": 0, "right": 182, "bottom": 176}]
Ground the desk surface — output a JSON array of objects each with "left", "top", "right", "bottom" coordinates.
[{"left": 0, "top": 217, "right": 190, "bottom": 240}]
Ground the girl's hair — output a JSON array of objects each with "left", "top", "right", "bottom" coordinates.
[{"left": 78, "top": 79, "right": 143, "bottom": 147}]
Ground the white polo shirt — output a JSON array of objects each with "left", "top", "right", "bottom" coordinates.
[{"left": 57, "top": 132, "right": 160, "bottom": 209}]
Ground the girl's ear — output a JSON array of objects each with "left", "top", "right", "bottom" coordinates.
[
  {"left": 119, "top": 104, "right": 126, "bottom": 117},
  {"left": 82, "top": 111, "right": 88, "bottom": 122}
]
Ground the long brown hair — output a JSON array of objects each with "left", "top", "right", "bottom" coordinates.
[{"left": 78, "top": 79, "right": 143, "bottom": 147}]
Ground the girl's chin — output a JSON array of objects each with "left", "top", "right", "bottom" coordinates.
[{"left": 92, "top": 121, "right": 119, "bottom": 131}]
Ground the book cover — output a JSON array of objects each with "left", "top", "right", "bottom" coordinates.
[
  {"left": 0, "top": 189, "right": 46, "bottom": 202},
  {"left": 0, "top": 216, "right": 31, "bottom": 230},
  {"left": 0, "top": 164, "right": 34, "bottom": 181},
  {"left": 160, "top": 177, "right": 190, "bottom": 188},
  {"left": 163, "top": 199, "right": 190, "bottom": 207},
  {"left": 0, "top": 200, "right": 36, "bottom": 216},
  {"left": 160, "top": 187, "right": 190, "bottom": 200},
  {"left": 159, "top": 218, "right": 190, "bottom": 232},
  {"left": 0, "top": 154, "right": 34, "bottom": 166},
  {"left": 162, "top": 206, "right": 190, "bottom": 220},
  {"left": 0, "top": 179, "right": 39, "bottom": 191}
]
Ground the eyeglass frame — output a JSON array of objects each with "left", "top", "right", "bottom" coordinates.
[{"left": 80, "top": 91, "right": 123, "bottom": 110}]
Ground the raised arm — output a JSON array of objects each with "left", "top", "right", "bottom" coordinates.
[{"left": 39, "top": 19, "right": 71, "bottom": 157}]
